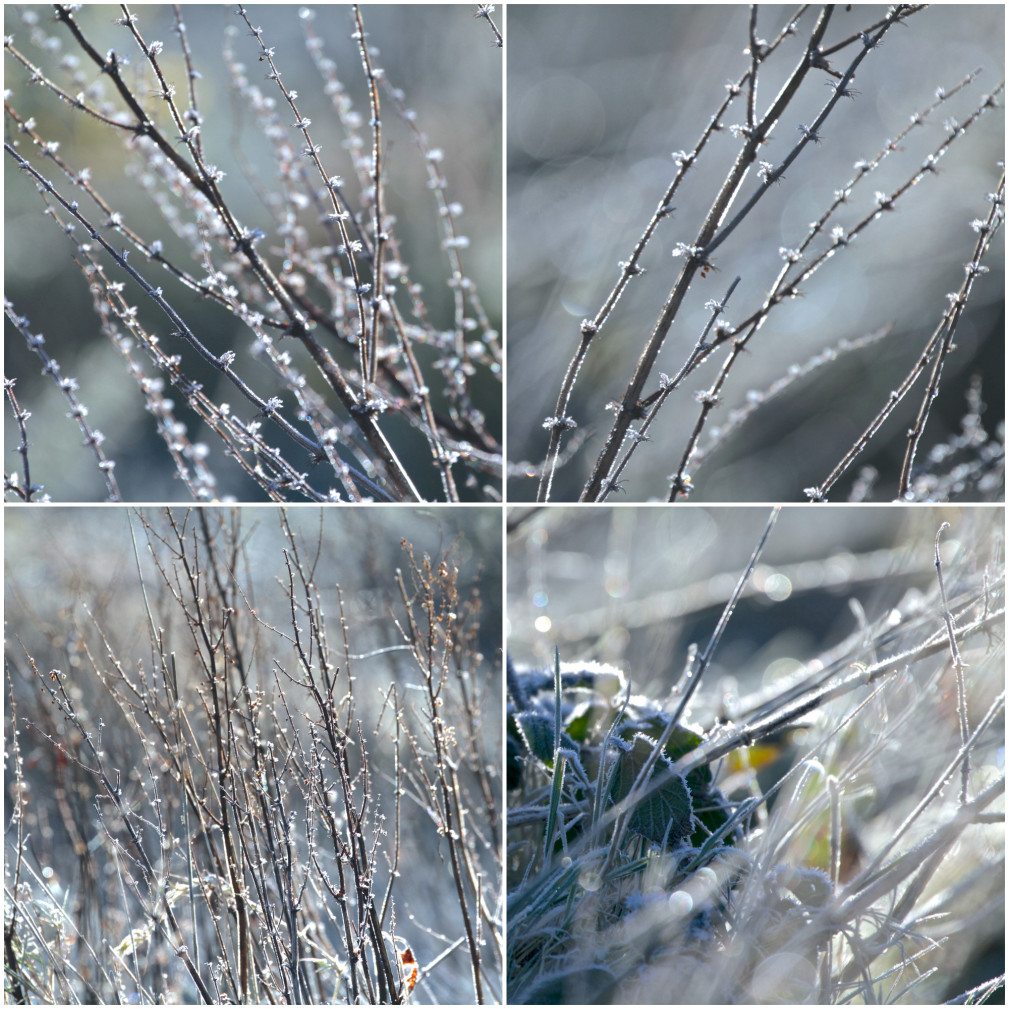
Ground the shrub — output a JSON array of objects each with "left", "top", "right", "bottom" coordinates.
[
  {"left": 507, "top": 5, "right": 1004, "bottom": 503},
  {"left": 5, "top": 507, "right": 502, "bottom": 1003},
  {"left": 4, "top": 5, "right": 502, "bottom": 502}
]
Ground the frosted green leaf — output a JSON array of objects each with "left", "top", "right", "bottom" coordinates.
[
  {"left": 515, "top": 711, "right": 575, "bottom": 768},
  {"left": 611, "top": 734, "right": 692, "bottom": 846}
]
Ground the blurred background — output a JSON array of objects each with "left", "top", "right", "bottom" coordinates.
[
  {"left": 507, "top": 4, "right": 1004, "bottom": 502},
  {"left": 6, "top": 505, "right": 502, "bottom": 1002},
  {"left": 7, "top": 505, "right": 502, "bottom": 662},
  {"left": 5, "top": 4, "right": 502, "bottom": 501},
  {"left": 508, "top": 504, "right": 1001, "bottom": 704}
]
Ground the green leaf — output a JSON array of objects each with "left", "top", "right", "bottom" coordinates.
[
  {"left": 564, "top": 699, "right": 613, "bottom": 743},
  {"left": 620, "top": 715, "right": 713, "bottom": 794},
  {"left": 514, "top": 711, "right": 576, "bottom": 770},
  {"left": 661, "top": 724, "right": 714, "bottom": 793},
  {"left": 515, "top": 711, "right": 555, "bottom": 763},
  {"left": 611, "top": 735, "right": 692, "bottom": 846}
]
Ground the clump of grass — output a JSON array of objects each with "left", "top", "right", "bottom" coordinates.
[
  {"left": 507, "top": 509, "right": 1004, "bottom": 1004},
  {"left": 4, "top": 5, "right": 501, "bottom": 502},
  {"left": 5, "top": 508, "right": 502, "bottom": 1004}
]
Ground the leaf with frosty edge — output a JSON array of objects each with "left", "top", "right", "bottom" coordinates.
[{"left": 610, "top": 734, "right": 693, "bottom": 846}]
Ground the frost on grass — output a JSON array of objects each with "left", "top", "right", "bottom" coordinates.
[{"left": 507, "top": 510, "right": 1004, "bottom": 1004}]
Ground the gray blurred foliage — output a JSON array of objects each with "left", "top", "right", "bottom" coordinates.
[
  {"left": 507, "top": 4, "right": 1004, "bottom": 501},
  {"left": 509, "top": 504, "right": 998, "bottom": 701},
  {"left": 5, "top": 4, "right": 502, "bottom": 501},
  {"left": 7, "top": 504, "right": 502, "bottom": 661}
]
